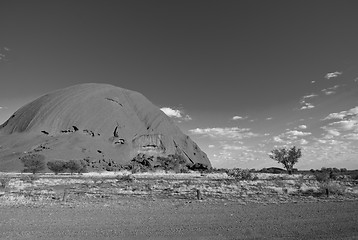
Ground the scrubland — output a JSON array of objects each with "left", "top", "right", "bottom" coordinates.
[
  {"left": 1, "top": 171, "right": 357, "bottom": 206},
  {"left": 1, "top": 171, "right": 358, "bottom": 239}
]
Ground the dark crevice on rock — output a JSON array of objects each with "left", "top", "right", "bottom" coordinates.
[
  {"left": 105, "top": 98, "right": 123, "bottom": 106},
  {"left": 182, "top": 150, "right": 195, "bottom": 164}
]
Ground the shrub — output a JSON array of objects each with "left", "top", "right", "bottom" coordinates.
[
  {"left": 228, "top": 168, "right": 253, "bottom": 180},
  {"left": 318, "top": 182, "right": 346, "bottom": 196},
  {"left": 351, "top": 172, "right": 358, "bottom": 180},
  {"left": 65, "top": 159, "right": 87, "bottom": 174},
  {"left": 157, "top": 154, "right": 188, "bottom": 171},
  {"left": 188, "top": 162, "right": 209, "bottom": 172},
  {"left": 20, "top": 154, "right": 46, "bottom": 174},
  {"left": 47, "top": 160, "right": 67, "bottom": 174},
  {"left": 260, "top": 167, "right": 286, "bottom": 174},
  {"left": 116, "top": 174, "right": 134, "bottom": 182},
  {"left": 20, "top": 174, "right": 39, "bottom": 183},
  {"left": 0, "top": 177, "right": 11, "bottom": 189},
  {"left": 314, "top": 171, "right": 330, "bottom": 182}
]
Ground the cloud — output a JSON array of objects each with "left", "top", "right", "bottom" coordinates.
[
  {"left": 232, "top": 115, "right": 248, "bottom": 120},
  {"left": 222, "top": 145, "right": 245, "bottom": 151},
  {"left": 328, "top": 120, "right": 358, "bottom": 132},
  {"left": 321, "top": 85, "right": 340, "bottom": 95},
  {"left": 326, "top": 129, "right": 341, "bottom": 137},
  {"left": 189, "top": 127, "right": 259, "bottom": 139},
  {"left": 343, "top": 133, "right": 358, "bottom": 140},
  {"left": 272, "top": 130, "right": 311, "bottom": 145},
  {"left": 0, "top": 47, "right": 10, "bottom": 62},
  {"left": 323, "top": 106, "right": 358, "bottom": 120},
  {"left": 208, "top": 145, "right": 215, "bottom": 148},
  {"left": 286, "top": 130, "right": 311, "bottom": 137},
  {"left": 320, "top": 106, "right": 358, "bottom": 142},
  {"left": 298, "top": 125, "right": 307, "bottom": 129},
  {"left": 299, "top": 139, "right": 309, "bottom": 145},
  {"left": 324, "top": 71, "right": 342, "bottom": 79},
  {"left": 160, "top": 107, "right": 192, "bottom": 121},
  {"left": 266, "top": 117, "right": 273, "bottom": 120},
  {"left": 299, "top": 94, "right": 316, "bottom": 110},
  {"left": 302, "top": 94, "right": 318, "bottom": 99},
  {"left": 300, "top": 102, "right": 315, "bottom": 110},
  {"left": 273, "top": 136, "right": 284, "bottom": 142}
]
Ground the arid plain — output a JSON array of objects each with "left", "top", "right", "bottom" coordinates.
[{"left": 1, "top": 171, "right": 358, "bottom": 239}]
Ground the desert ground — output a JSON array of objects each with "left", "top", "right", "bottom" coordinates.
[{"left": 1, "top": 171, "right": 358, "bottom": 239}]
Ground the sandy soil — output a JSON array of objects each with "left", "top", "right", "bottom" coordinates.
[{"left": 1, "top": 199, "right": 358, "bottom": 240}]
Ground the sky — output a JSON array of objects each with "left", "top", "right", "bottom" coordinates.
[{"left": 1, "top": 0, "right": 358, "bottom": 170}]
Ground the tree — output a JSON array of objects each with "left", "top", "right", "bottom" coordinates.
[
  {"left": 47, "top": 160, "right": 67, "bottom": 175},
  {"left": 20, "top": 154, "right": 46, "bottom": 174},
  {"left": 269, "top": 146, "right": 301, "bottom": 174},
  {"left": 65, "top": 160, "right": 87, "bottom": 174}
]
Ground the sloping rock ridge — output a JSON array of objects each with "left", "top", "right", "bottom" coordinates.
[{"left": 0, "top": 83, "right": 211, "bottom": 171}]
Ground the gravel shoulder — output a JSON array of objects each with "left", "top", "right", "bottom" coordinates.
[{"left": 1, "top": 199, "right": 358, "bottom": 240}]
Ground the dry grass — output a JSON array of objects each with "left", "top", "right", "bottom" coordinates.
[{"left": 0, "top": 171, "right": 357, "bottom": 207}]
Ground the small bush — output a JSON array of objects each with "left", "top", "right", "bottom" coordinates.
[
  {"left": 228, "top": 169, "right": 253, "bottom": 180},
  {"left": 351, "top": 172, "right": 358, "bottom": 180},
  {"left": 318, "top": 182, "right": 346, "bottom": 196},
  {"left": 314, "top": 171, "right": 330, "bottom": 182},
  {"left": 116, "top": 174, "right": 134, "bottom": 182},
  {"left": 20, "top": 174, "right": 39, "bottom": 183},
  {"left": 0, "top": 177, "right": 11, "bottom": 189},
  {"left": 20, "top": 154, "right": 46, "bottom": 174},
  {"left": 188, "top": 163, "right": 209, "bottom": 172}
]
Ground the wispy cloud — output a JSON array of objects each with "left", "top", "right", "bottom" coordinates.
[
  {"left": 0, "top": 47, "right": 10, "bottom": 62},
  {"left": 272, "top": 129, "right": 311, "bottom": 145},
  {"left": 299, "top": 139, "right": 309, "bottom": 145},
  {"left": 299, "top": 94, "right": 317, "bottom": 110},
  {"left": 321, "top": 85, "right": 340, "bottom": 95},
  {"left": 302, "top": 94, "right": 318, "bottom": 99},
  {"left": 189, "top": 127, "right": 258, "bottom": 139},
  {"left": 298, "top": 125, "right": 307, "bottom": 129},
  {"left": 160, "top": 107, "right": 192, "bottom": 121},
  {"left": 320, "top": 106, "right": 358, "bottom": 141},
  {"left": 273, "top": 136, "right": 284, "bottom": 143},
  {"left": 324, "top": 71, "right": 342, "bottom": 79},
  {"left": 300, "top": 102, "right": 315, "bottom": 110},
  {"left": 328, "top": 120, "right": 358, "bottom": 132},
  {"left": 286, "top": 130, "right": 312, "bottom": 137},
  {"left": 343, "top": 133, "right": 358, "bottom": 140},
  {"left": 266, "top": 117, "right": 273, "bottom": 120},
  {"left": 232, "top": 115, "right": 248, "bottom": 120},
  {"left": 323, "top": 106, "right": 358, "bottom": 120},
  {"left": 222, "top": 144, "right": 246, "bottom": 151}
]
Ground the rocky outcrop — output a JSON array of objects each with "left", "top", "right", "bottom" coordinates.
[{"left": 0, "top": 83, "right": 211, "bottom": 171}]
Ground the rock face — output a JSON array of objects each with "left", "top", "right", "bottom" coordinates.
[{"left": 0, "top": 83, "right": 211, "bottom": 171}]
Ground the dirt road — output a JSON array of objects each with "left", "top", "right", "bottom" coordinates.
[{"left": 1, "top": 200, "right": 357, "bottom": 240}]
